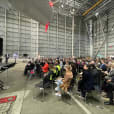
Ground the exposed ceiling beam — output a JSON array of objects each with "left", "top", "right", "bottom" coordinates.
[
  {"left": 82, "top": 0, "right": 104, "bottom": 16},
  {"left": 53, "top": 0, "right": 59, "bottom": 4},
  {"left": 84, "top": 0, "right": 112, "bottom": 21}
]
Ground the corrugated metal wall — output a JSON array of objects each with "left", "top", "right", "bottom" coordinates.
[
  {"left": 0, "top": 8, "right": 5, "bottom": 54},
  {"left": 74, "top": 17, "right": 90, "bottom": 57},
  {"left": 93, "top": 9, "right": 114, "bottom": 57},
  {"left": 0, "top": 7, "right": 39, "bottom": 57},
  {"left": 107, "top": 9, "right": 114, "bottom": 57},
  {"left": 0, "top": 7, "right": 90, "bottom": 58},
  {"left": 38, "top": 14, "right": 72, "bottom": 58}
]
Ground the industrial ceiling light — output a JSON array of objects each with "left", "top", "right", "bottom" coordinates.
[
  {"left": 49, "top": 0, "right": 54, "bottom": 7},
  {"left": 112, "top": 24, "right": 114, "bottom": 31},
  {"left": 70, "top": 8, "right": 75, "bottom": 15},
  {"left": 72, "top": 8, "right": 75, "bottom": 12},
  {"left": 61, "top": 4, "right": 64, "bottom": 8},
  {"left": 95, "top": 12, "right": 99, "bottom": 17},
  {"left": 83, "top": 0, "right": 103, "bottom": 16},
  {"left": 70, "top": 0, "right": 75, "bottom": 15}
]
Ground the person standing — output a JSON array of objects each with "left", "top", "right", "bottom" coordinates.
[
  {"left": 13, "top": 53, "right": 18, "bottom": 63},
  {"left": 5, "top": 53, "right": 9, "bottom": 64}
]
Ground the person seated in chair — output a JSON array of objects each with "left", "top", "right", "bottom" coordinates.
[
  {"left": 35, "top": 62, "right": 42, "bottom": 78},
  {"left": 103, "top": 63, "right": 114, "bottom": 105},
  {"left": 70, "top": 62, "right": 77, "bottom": 91},
  {"left": 55, "top": 60, "right": 61, "bottom": 78},
  {"left": 78, "top": 64, "right": 94, "bottom": 98},
  {"left": 100, "top": 59, "right": 107, "bottom": 71},
  {"left": 42, "top": 60, "right": 49, "bottom": 77},
  {"left": 27, "top": 61, "right": 35, "bottom": 80},
  {"left": 55, "top": 65, "right": 73, "bottom": 96},
  {"left": 39, "top": 64, "right": 55, "bottom": 89},
  {"left": 24, "top": 61, "right": 32, "bottom": 75}
]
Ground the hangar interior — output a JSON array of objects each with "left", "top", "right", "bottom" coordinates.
[
  {"left": 0, "top": 1, "right": 114, "bottom": 114},
  {"left": 0, "top": 0, "right": 113, "bottom": 58}
]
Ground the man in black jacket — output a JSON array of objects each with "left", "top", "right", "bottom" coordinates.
[
  {"left": 5, "top": 53, "right": 9, "bottom": 64},
  {"left": 79, "top": 64, "right": 94, "bottom": 98},
  {"left": 70, "top": 62, "right": 77, "bottom": 91}
]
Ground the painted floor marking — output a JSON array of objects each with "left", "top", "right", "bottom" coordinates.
[
  {"left": 67, "top": 92, "right": 92, "bottom": 114},
  {"left": 0, "top": 90, "right": 30, "bottom": 114}
]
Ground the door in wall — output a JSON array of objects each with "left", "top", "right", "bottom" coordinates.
[{"left": 0, "top": 38, "right": 3, "bottom": 56}]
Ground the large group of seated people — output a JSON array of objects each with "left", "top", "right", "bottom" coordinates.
[{"left": 24, "top": 57, "right": 114, "bottom": 105}]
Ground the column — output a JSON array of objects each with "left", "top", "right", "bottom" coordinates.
[
  {"left": 37, "top": 22, "right": 39, "bottom": 57},
  {"left": 31, "top": 19, "right": 32, "bottom": 57},
  {"left": 4, "top": 8, "right": 7, "bottom": 55},
  {"left": 72, "top": 15, "right": 74, "bottom": 57},
  {"left": 65, "top": 15, "right": 67, "bottom": 56},
  {"left": 79, "top": 20, "right": 81, "bottom": 57},
  {"left": 18, "top": 11, "right": 20, "bottom": 56},
  {"left": 89, "top": 20, "right": 93, "bottom": 58},
  {"left": 56, "top": 14, "right": 59, "bottom": 57}
]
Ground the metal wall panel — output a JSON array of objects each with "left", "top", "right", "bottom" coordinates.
[
  {"left": 74, "top": 17, "right": 90, "bottom": 57},
  {"left": 0, "top": 7, "right": 90, "bottom": 58},
  {"left": 93, "top": 9, "right": 114, "bottom": 58},
  {"left": 0, "top": 7, "right": 5, "bottom": 54}
]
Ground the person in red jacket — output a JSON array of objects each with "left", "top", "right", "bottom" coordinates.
[{"left": 42, "top": 60, "right": 49, "bottom": 76}]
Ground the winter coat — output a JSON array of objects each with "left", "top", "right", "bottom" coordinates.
[
  {"left": 42, "top": 63, "right": 49, "bottom": 73},
  {"left": 82, "top": 70, "right": 94, "bottom": 91}
]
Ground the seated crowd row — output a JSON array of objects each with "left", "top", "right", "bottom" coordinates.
[{"left": 24, "top": 57, "right": 114, "bottom": 105}]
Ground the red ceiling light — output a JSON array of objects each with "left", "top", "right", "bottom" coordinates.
[
  {"left": 45, "top": 22, "right": 50, "bottom": 32},
  {"left": 49, "top": 1, "right": 54, "bottom": 7}
]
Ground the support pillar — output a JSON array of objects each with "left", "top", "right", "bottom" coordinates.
[
  {"left": 18, "top": 11, "right": 20, "bottom": 56},
  {"left": 37, "top": 22, "right": 39, "bottom": 57},
  {"left": 79, "top": 20, "right": 81, "bottom": 57},
  {"left": 89, "top": 20, "right": 93, "bottom": 58},
  {"left": 65, "top": 16, "right": 67, "bottom": 56},
  {"left": 4, "top": 8, "right": 7, "bottom": 55},
  {"left": 30, "top": 19, "right": 32, "bottom": 57},
  {"left": 48, "top": 26, "right": 50, "bottom": 57},
  {"left": 57, "top": 14, "right": 59, "bottom": 57},
  {"left": 72, "top": 15, "right": 74, "bottom": 57}
]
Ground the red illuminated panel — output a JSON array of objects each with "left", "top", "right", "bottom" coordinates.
[
  {"left": 45, "top": 22, "right": 50, "bottom": 32},
  {"left": 49, "top": 1, "right": 54, "bottom": 7}
]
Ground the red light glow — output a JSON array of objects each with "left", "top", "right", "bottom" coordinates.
[
  {"left": 45, "top": 22, "right": 50, "bottom": 32},
  {"left": 49, "top": 1, "right": 54, "bottom": 7}
]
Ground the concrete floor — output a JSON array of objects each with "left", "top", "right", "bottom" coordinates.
[{"left": 0, "top": 60, "right": 114, "bottom": 114}]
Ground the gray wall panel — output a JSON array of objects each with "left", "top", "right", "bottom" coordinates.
[
  {"left": 0, "top": 7, "right": 90, "bottom": 58},
  {"left": 93, "top": 9, "right": 114, "bottom": 57}
]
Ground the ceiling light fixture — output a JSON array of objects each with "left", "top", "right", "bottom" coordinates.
[
  {"left": 61, "top": 4, "right": 64, "bottom": 8},
  {"left": 112, "top": 24, "right": 114, "bottom": 31},
  {"left": 49, "top": 1, "right": 54, "bottom": 7},
  {"left": 95, "top": 12, "right": 99, "bottom": 17}
]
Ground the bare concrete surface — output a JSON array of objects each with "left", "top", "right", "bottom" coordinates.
[
  {"left": 0, "top": 61, "right": 114, "bottom": 114},
  {"left": 21, "top": 90, "right": 85, "bottom": 114}
]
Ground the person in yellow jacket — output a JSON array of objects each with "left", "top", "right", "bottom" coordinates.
[{"left": 55, "top": 61, "right": 61, "bottom": 77}]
